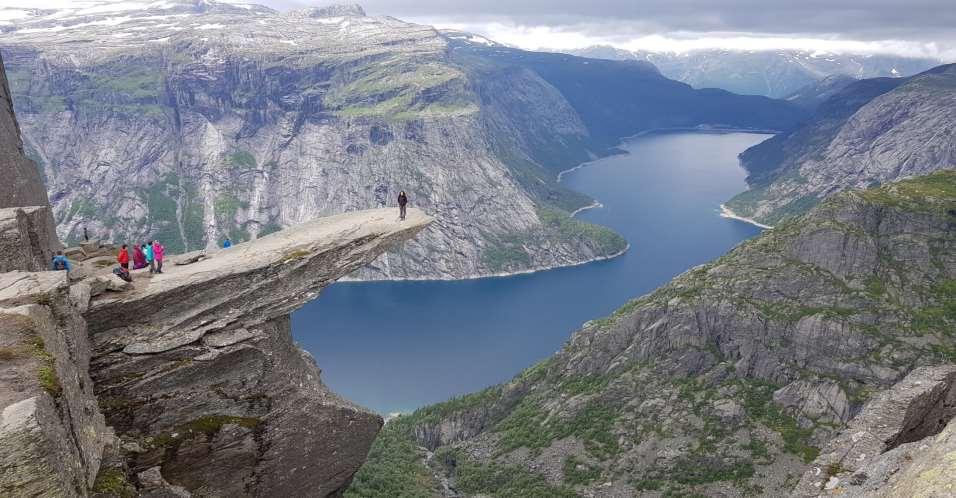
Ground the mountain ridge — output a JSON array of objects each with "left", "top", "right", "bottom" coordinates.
[
  {"left": 726, "top": 63, "right": 956, "bottom": 226},
  {"left": 0, "top": 1, "right": 804, "bottom": 280},
  {"left": 349, "top": 170, "right": 956, "bottom": 497}
]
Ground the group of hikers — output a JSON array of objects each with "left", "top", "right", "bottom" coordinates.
[
  {"left": 50, "top": 190, "right": 411, "bottom": 277},
  {"left": 116, "top": 240, "right": 166, "bottom": 274},
  {"left": 51, "top": 240, "right": 165, "bottom": 282}
]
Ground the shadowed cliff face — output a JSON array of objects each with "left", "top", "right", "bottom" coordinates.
[
  {"left": 79, "top": 209, "right": 432, "bottom": 496},
  {"left": 0, "top": 52, "right": 58, "bottom": 271},
  {"left": 349, "top": 172, "right": 956, "bottom": 497}
]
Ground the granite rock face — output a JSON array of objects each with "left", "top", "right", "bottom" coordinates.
[
  {"left": 351, "top": 172, "right": 956, "bottom": 497},
  {"left": 0, "top": 52, "right": 50, "bottom": 213},
  {"left": 0, "top": 207, "right": 59, "bottom": 273},
  {"left": 0, "top": 271, "right": 108, "bottom": 497},
  {"left": 83, "top": 208, "right": 432, "bottom": 496},
  {"left": 726, "top": 64, "right": 956, "bottom": 226},
  {"left": 0, "top": 0, "right": 802, "bottom": 280},
  {"left": 0, "top": 51, "right": 58, "bottom": 271},
  {"left": 792, "top": 365, "right": 956, "bottom": 497}
]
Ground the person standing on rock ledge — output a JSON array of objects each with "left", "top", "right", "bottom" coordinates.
[
  {"left": 117, "top": 244, "right": 130, "bottom": 270},
  {"left": 144, "top": 242, "right": 155, "bottom": 273},
  {"left": 398, "top": 190, "right": 408, "bottom": 220},
  {"left": 153, "top": 240, "right": 165, "bottom": 273}
]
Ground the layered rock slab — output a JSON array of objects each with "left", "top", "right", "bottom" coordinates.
[
  {"left": 82, "top": 208, "right": 432, "bottom": 496},
  {"left": 0, "top": 271, "right": 108, "bottom": 497},
  {"left": 0, "top": 207, "right": 59, "bottom": 273},
  {"left": 793, "top": 365, "right": 956, "bottom": 497}
]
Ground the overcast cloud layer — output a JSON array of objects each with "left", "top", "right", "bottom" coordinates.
[
  {"left": 351, "top": 0, "right": 956, "bottom": 59},
  {"left": 4, "top": 0, "right": 954, "bottom": 59}
]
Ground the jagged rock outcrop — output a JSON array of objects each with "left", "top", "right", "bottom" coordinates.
[
  {"left": 0, "top": 51, "right": 58, "bottom": 270},
  {"left": 726, "top": 64, "right": 956, "bottom": 226},
  {"left": 82, "top": 208, "right": 431, "bottom": 496},
  {"left": 1, "top": 207, "right": 432, "bottom": 497},
  {"left": 793, "top": 364, "right": 956, "bottom": 497},
  {"left": 0, "top": 52, "right": 49, "bottom": 212},
  {"left": 0, "top": 0, "right": 801, "bottom": 280},
  {"left": 0, "top": 271, "right": 108, "bottom": 496},
  {"left": 0, "top": 207, "right": 59, "bottom": 273},
  {"left": 349, "top": 171, "right": 956, "bottom": 497}
]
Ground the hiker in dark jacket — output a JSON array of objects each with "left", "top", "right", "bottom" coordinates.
[
  {"left": 132, "top": 244, "right": 147, "bottom": 270},
  {"left": 398, "top": 191, "right": 408, "bottom": 220}
]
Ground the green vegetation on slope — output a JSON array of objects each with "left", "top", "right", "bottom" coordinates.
[
  {"left": 351, "top": 172, "right": 955, "bottom": 497},
  {"left": 481, "top": 207, "right": 627, "bottom": 273},
  {"left": 857, "top": 169, "right": 956, "bottom": 214}
]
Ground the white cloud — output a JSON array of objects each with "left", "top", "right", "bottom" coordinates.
[{"left": 417, "top": 18, "right": 955, "bottom": 61}]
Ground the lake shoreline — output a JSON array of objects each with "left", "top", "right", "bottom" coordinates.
[
  {"left": 346, "top": 127, "right": 775, "bottom": 284},
  {"left": 342, "top": 243, "right": 631, "bottom": 283},
  {"left": 718, "top": 204, "right": 774, "bottom": 229},
  {"left": 556, "top": 126, "right": 779, "bottom": 182}
]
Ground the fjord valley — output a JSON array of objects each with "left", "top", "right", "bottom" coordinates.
[
  {"left": 351, "top": 171, "right": 956, "bottom": 498},
  {"left": 1, "top": 0, "right": 956, "bottom": 497},
  {"left": 0, "top": 0, "right": 803, "bottom": 280}
]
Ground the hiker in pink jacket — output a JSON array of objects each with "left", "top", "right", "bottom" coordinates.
[{"left": 152, "top": 240, "right": 166, "bottom": 274}]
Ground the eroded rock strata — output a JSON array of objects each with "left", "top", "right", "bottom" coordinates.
[{"left": 84, "top": 209, "right": 431, "bottom": 496}]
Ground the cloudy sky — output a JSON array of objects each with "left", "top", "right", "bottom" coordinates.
[
  {"left": 3, "top": 0, "right": 954, "bottom": 59},
  {"left": 344, "top": 0, "right": 956, "bottom": 59}
]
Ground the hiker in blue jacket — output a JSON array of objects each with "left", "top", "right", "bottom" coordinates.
[
  {"left": 144, "top": 242, "right": 155, "bottom": 273},
  {"left": 223, "top": 238, "right": 232, "bottom": 249},
  {"left": 51, "top": 251, "right": 71, "bottom": 272}
]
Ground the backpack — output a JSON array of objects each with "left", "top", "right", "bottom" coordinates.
[
  {"left": 113, "top": 266, "right": 133, "bottom": 283},
  {"left": 53, "top": 259, "right": 67, "bottom": 271}
]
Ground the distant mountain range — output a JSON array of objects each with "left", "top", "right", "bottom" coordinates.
[
  {"left": 0, "top": 0, "right": 804, "bottom": 280},
  {"left": 563, "top": 46, "right": 941, "bottom": 98}
]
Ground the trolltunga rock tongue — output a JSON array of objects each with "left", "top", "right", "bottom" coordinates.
[
  {"left": 81, "top": 207, "right": 431, "bottom": 496},
  {"left": 85, "top": 207, "right": 431, "bottom": 352}
]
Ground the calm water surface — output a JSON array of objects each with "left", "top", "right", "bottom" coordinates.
[{"left": 292, "top": 132, "right": 769, "bottom": 414}]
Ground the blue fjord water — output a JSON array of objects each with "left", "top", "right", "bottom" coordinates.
[{"left": 292, "top": 131, "right": 770, "bottom": 414}]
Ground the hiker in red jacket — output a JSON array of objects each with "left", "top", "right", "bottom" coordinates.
[{"left": 117, "top": 244, "right": 130, "bottom": 270}]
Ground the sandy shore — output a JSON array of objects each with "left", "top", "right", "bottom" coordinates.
[{"left": 719, "top": 204, "right": 774, "bottom": 229}]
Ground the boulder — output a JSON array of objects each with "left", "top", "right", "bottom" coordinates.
[{"left": 792, "top": 365, "right": 956, "bottom": 496}]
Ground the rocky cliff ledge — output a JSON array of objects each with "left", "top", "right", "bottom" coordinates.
[{"left": 2, "top": 207, "right": 432, "bottom": 497}]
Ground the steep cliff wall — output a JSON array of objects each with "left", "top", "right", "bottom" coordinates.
[
  {"left": 0, "top": 2, "right": 804, "bottom": 280},
  {"left": 0, "top": 52, "right": 49, "bottom": 212},
  {"left": 80, "top": 208, "right": 432, "bottom": 496},
  {"left": 0, "top": 271, "right": 108, "bottom": 496},
  {"left": 0, "top": 51, "right": 58, "bottom": 270},
  {"left": 2, "top": 48, "right": 437, "bottom": 492},
  {"left": 350, "top": 171, "right": 956, "bottom": 497}
]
